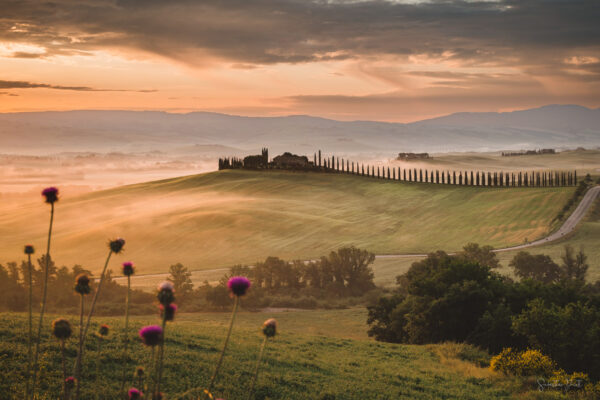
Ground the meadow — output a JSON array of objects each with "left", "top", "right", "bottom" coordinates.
[
  {"left": 0, "top": 169, "right": 574, "bottom": 276},
  {"left": 0, "top": 310, "right": 520, "bottom": 400}
]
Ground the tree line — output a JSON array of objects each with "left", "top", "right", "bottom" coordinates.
[
  {"left": 219, "top": 149, "right": 579, "bottom": 187},
  {"left": 166, "top": 247, "right": 378, "bottom": 311},
  {"left": 367, "top": 243, "right": 600, "bottom": 379},
  {"left": 0, "top": 255, "right": 154, "bottom": 314}
]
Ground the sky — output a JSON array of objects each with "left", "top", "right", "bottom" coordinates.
[{"left": 0, "top": 0, "right": 599, "bottom": 122}]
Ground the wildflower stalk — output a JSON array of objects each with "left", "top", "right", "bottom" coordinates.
[
  {"left": 81, "top": 250, "right": 112, "bottom": 344},
  {"left": 119, "top": 274, "right": 132, "bottom": 398},
  {"left": 207, "top": 295, "right": 239, "bottom": 397},
  {"left": 25, "top": 251, "right": 34, "bottom": 400},
  {"left": 95, "top": 336, "right": 103, "bottom": 400},
  {"left": 75, "top": 294, "right": 85, "bottom": 400},
  {"left": 60, "top": 339, "right": 68, "bottom": 400},
  {"left": 31, "top": 201, "right": 55, "bottom": 398},
  {"left": 155, "top": 313, "right": 168, "bottom": 398},
  {"left": 247, "top": 336, "right": 268, "bottom": 400},
  {"left": 147, "top": 346, "right": 156, "bottom": 397}
]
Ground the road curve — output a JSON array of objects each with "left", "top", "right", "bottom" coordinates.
[{"left": 114, "top": 185, "right": 599, "bottom": 284}]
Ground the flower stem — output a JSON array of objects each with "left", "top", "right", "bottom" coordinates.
[
  {"left": 155, "top": 314, "right": 168, "bottom": 397},
  {"left": 75, "top": 294, "right": 85, "bottom": 400},
  {"left": 61, "top": 340, "right": 68, "bottom": 400},
  {"left": 119, "top": 275, "right": 132, "bottom": 399},
  {"left": 247, "top": 336, "right": 268, "bottom": 400},
  {"left": 74, "top": 250, "right": 112, "bottom": 374},
  {"left": 146, "top": 346, "right": 156, "bottom": 397},
  {"left": 25, "top": 253, "right": 33, "bottom": 400},
  {"left": 31, "top": 202, "right": 55, "bottom": 399},
  {"left": 95, "top": 337, "right": 103, "bottom": 400},
  {"left": 207, "top": 296, "right": 239, "bottom": 397}
]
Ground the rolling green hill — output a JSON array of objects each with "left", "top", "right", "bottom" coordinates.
[
  {"left": 0, "top": 310, "right": 517, "bottom": 399},
  {"left": 0, "top": 170, "right": 574, "bottom": 275}
]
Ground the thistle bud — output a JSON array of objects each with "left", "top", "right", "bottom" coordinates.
[
  {"left": 74, "top": 273, "right": 91, "bottom": 295},
  {"left": 157, "top": 281, "right": 175, "bottom": 306},
  {"left": 135, "top": 366, "right": 145, "bottom": 378},
  {"left": 160, "top": 303, "right": 177, "bottom": 322},
  {"left": 52, "top": 318, "right": 72, "bottom": 340},
  {"left": 109, "top": 238, "right": 126, "bottom": 254},
  {"left": 24, "top": 245, "right": 35, "bottom": 255},
  {"left": 262, "top": 318, "right": 277, "bottom": 338},
  {"left": 98, "top": 324, "right": 109, "bottom": 337}
]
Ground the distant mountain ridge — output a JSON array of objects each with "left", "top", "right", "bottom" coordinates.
[{"left": 1, "top": 105, "right": 598, "bottom": 155}]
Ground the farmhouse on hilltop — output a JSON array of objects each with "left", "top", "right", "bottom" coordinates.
[
  {"left": 397, "top": 152, "right": 431, "bottom": 161},
  {"left": 272, "top": 152, "right": 311, "bottom": 168}
]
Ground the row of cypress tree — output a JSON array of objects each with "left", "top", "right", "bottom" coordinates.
[{"left": 314, "top": 150, "right": 577, "bottom": 187}]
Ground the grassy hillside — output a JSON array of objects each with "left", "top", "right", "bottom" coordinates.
[
  {"left": 0, "top": 310, "right": 517, "bottom": 399},
  {"left": 0, "top": 170, "right": 574, "bottom": 275},
  {"left": 496, "top": 194, "right": 600, "bottom": 281}
]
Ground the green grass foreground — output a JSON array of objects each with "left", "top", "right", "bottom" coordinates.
[
  {"left": 0, "top": 310, "right": 517, "bottom": 400},
  {"left": 0, "top": 170, "right": 574, "bottom": 275}
]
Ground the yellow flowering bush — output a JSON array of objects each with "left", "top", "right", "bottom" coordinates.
[{"left": 490, "top": 348, "right": 555, "bottom": 377}]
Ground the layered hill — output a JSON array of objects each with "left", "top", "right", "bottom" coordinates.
[
  {"left": 1, "top": 105, "right": 599, "bottom": 154},
  {"left": 0, "top": 170, "right": 573, "bottom": 274}
]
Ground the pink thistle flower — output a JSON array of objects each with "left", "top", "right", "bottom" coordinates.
[
  {"left": 128, "top": 387, "right": 143, "bottom": 399},
  {"left": 139, "top": 325, "right": 163, "bottom": 347},
  {"left": 227, "top": 276, "right": 251, "bottom": 297},
  {"left": 65, "top": 376, "right": 76, "bottom": 389},
  {"left": 122, "top": 261, "right": 135, "bottom": 276},
  {"left": 41, "top": 187, "right": 59, "bottom": 204}
]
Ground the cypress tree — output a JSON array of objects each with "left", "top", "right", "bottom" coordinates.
[
  {"left": 409, "top": 169, "right": 412, "bottom": 181},
  {"left": 393, "top": 168, "right": 396, "bottom": 180},
  {"left": 453, "top": 171, "right": 456, "bottom": 185},
  {"left": 377, "top": 166, "right": 380, "bottom": 178},
  {"left": 470, "top": 171, "right": 474, "bottom": 186},
  {"left": 318, "top": 150, "right": 321, "bottom": 167},
  {"left": 488, "top": 172, "right": 492, "bottom": 187},
  {"left": 574, "top": 170, "right": 578, "bottom": 185},
  {"left": 403, "top": 169, "right": 407, "bottom": 181},
  {"left": 336, "top": 157, "right": 339, "bottom": 171},
  {"left": 436, "top": 170, "right": 439, "bottom": 184},
  {"left": 314, "top": 153, "right": 317, "bottom": 166}
]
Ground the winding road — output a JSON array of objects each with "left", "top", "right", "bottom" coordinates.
[{"left": 114, "top": 185, "right": 600, "bottom": 285}]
